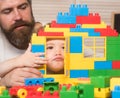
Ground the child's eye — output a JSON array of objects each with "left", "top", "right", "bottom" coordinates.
[
  {"left": 47, "top": 46, "right": 53, "bottom": 50},
  {"left": 62, "top": 46, "right": 64, "bottom": 49}
]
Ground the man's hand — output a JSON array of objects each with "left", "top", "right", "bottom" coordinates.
[
  {"left": 0, "top": 67, "right": 43, "bottom": 87},
  {"left": 16, "top": 43, "right": 47, "bottom": 68}
]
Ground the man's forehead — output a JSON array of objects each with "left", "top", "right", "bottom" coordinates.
[{"left": 0, "top": 0, "right": 27, "bottom": 10}]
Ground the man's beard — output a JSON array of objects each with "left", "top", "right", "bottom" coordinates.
[{"left": 0, "top": 19, "right": 35, "bottom": 50}]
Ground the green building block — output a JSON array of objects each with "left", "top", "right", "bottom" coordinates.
[
  {"left": 90, "top": 76, "right": 110, "bottom": 88},
  {"left": 89, "top": 69, "right": 120, "bottom": 77},
  {"left": 60, "top": 86, "right": 78, "bottom": 98},
  {"left": 107, "top": 35, "right": 120, "bottom": 60},
  {"left": 106, "top": 69, "right": 120, "bottom": 77},
  {"left": 77, "top": 84, "right": 94, "bottom": 98},
  {"left": 44, "top": 82, "right": 59, "bottom": 94},
  {"left": 0, "top": 90, "right": 11, "bottom": 98},
  {"left": 107, "top": 45, "right": 120, "bottom": 60},
  {"left": 89, "top": 69, "right": 107, "bottom": 77}
]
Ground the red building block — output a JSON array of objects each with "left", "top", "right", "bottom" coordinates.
[
  {"left": 26, "top": 91, "right": 59, "bottom": 98},
  {"left": 76, "top": 13, "right": 101, "bottom": 24},
  {"left": 95, "top": 26, "right": 119, "bottom": 36},
  {"left": 26, "top": 91, "right": 42, "bottom": 98},
  {"left": 112, "top": 61, "right": 120, "bottom": 69},
  {"left": 51, "top": 20, "right": 76, "bottom": 28},
  {"left": 9, "top": 86, "right": 22, "bottom": 96},
  {"left": 9, "top": 85, "right": 43, "bottom": 96},
  {"left": 59, "top": 84, "right": 72, "bottom": 90},
  {"left": 38, "top": 29, "right": 64, "bottom": 36},
  {"left": 43, "top": 91, "right": 59, "bottom": 98}
]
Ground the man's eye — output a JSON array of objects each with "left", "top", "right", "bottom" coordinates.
[
  {"left": 19, "top": 4, "right": 27, "bottom": 10},
  {"left": 47, "top": 46, "right": 53, "bottom": 50},
  {"left": 3, "top": 9, "right": 11, "bottom": 14}
]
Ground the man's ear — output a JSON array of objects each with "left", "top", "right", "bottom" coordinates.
[{"left": 33, "top": 22, "right": 43, "bottom": 33}]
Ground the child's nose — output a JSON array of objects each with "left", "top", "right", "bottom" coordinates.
[{"left": 55, "top": 49, "right": 62, "bottom": 55}]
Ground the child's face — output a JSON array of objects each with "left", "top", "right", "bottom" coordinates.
[{"left": 46, "top": 39, "right": 64, "bottom": 73}]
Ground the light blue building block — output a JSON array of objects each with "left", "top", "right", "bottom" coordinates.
[
  {"left": 112, "top": 86, "right": 120, "bottom": 98},
  {"left": 32, "top": 45, "right": 45, "bottom": 53},
  {"left": 40, "top": 70, "right": 45, "bottom": 74},
  {"left": 69, "top": 4, "right": 89, "bottom": 16},
  {"left": 57, "top": 4, "right": 89, "bottom": 24},
  {"left": 57, "top": 12, "right": 76, "bottom": 24},
  {"left": 70, "top": 36, "right": 82, "bottom": 53},
  {"left": 94, "top": 61, "right": 112, "bottom": 69},
  {"left": 70, "top": 70, "right": 89, "bottom": 78},
  {"left": 70, "top": 25, "right": 100, "bottom": 36},
  {"left": 25, "top": 78, "right": 54, "bottom": 86}
]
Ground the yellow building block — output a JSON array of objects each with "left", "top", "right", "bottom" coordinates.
[
  {"left": 69, "top": 54, "right": 94, "bottom": 69},
  {"left": 38, "top": 66, "right": 46, "bottom": 70},
  {"left": 82, "top": 21, "right": 107, "bottom": 28},
  {"left": 37, "top": 87, "right": 44, "bottom": 92},
  {"left": 110, "top": 77, "right": 120, "bottom": 91},
  {"left": 69, "top": 32, "right": 88, "bottom": 37},
  {"left": 45, "top": 25, "right": 70, "bottom": 32},
  {"left": 44, "top": 75, "right": 91, "bottom": 85},
  {"left": 17, "top": 88, "right": 27, "bottom": 98},
  {"left": 31, "top": 33, "right": 46, "bottom": 44},
  {"left": 0, "top": 86, "right": 6, "bottom": 95},
  {"left": 94, "top": 87, "right": 111, "bottom": 98},
  {"left": 44, "top": 25, "right": 89, "bottom": 37},
  {"left": 73, "top": 78, "right": 91, "bottom": 85}
]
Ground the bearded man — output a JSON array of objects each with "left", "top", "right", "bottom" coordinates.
[{"left": 0, "top": 0, "right": 44, "bottom": 87}]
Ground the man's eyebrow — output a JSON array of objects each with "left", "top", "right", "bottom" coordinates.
[
  {"left": 0, "top": 2, "right": 28, "bottom": 13},
  {"left": 17, "top": 2, "right": 29, "bottom": 8}
]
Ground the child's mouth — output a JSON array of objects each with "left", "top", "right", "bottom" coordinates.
[{"left": 53, "top": 57, "right": 64, "bottom": 61}]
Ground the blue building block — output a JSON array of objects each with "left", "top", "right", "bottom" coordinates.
[
  {"left": 24, "top": 78, "right": 34, "bottom": 86},
  {"left": 57, "top": 12, "right": 76, "bottom": 24},
  {"left": 44, "top": 78, "right": 55, "bottom": 82},
  {"left": 70, "top": 25, "right": 100, "bottom": 36},
  {"left": 40, "top": 70, "right": 45, "bottom": 74},
  {"left": 70, "top": 36, "right": 82, "bottom": 53},
  {"left": 94, "top": 61, "right": 112, "bottom": 69},
  {"left": 57, "top": 4, "right": 89, "bottom": 24},
  {"left": 112, "top": 86, "right": 120, "bottom": 98},
  {"left": 32, "top": 45, "right": 45, "bottom": 53},
  {"left": 24, "top": 78, "right": 54, "bottom": 86},
  {"left": 69, "top": 4, "right": 89, "bottom": 16},
  {"left": 88, "top": 31, "right": 100, "bottom": 36},
  {"left": 70, "top": 70, "right": 89, "bottom": 78}
]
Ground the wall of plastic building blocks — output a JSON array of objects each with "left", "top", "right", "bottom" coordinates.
[
  {"left": 31, "top": 3, "right": 120, "bottom": 85},
  {"left": 32, "top": 0, "right": 120, "bottom": 25}
]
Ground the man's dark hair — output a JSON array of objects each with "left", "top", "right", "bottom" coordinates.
[{"left": 28, "top": 0, "right": 32, "bottom": 4}]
